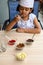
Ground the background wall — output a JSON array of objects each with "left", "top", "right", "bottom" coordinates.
[
  {"left": 0, "top": 0, "right": 19, "bottom": 24},
  {"left": 0, "top": 0, "right": 9, "bottom": 23}
]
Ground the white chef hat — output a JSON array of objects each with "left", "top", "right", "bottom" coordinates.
[{"left": 19, "top": 0, "right": 34, "bottom": 8}]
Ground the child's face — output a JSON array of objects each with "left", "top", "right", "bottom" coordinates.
[{"left": 19, "top": 6, "right": 31, "bottom": 18}]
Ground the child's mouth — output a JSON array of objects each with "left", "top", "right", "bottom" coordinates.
[{"left": 21, "top": 15, "right": 24, "bottom": 18}]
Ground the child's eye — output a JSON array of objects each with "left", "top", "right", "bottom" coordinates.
[
  {"left": 19, "top": 6, "right": 29, "bottom": 11},
  {"left": 25, "top": 8, "right": 29, "bottom": 11},
  {"left": 20, "top": 8, "right": 29, "bottom": 11}
]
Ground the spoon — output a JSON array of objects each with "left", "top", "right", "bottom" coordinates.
[{"left": 32, "top": 34, "right": 35, "bottom": 39}]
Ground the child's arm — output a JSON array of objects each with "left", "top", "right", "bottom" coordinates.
[
  {"left": 24, "top": 17, "right": 41, "bottom": 34},
  {"left": 5, "top": 15, "right": 21, "bottom": 31}
]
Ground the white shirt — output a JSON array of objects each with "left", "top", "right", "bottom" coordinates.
[{"left": 17, "top": 13, "right": 36, "bottom": 29}]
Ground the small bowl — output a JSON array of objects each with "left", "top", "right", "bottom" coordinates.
[
  {"left": 26, "top": 39, "right": 34, "bottom": 45},
  {"left": 8, "top": 40, "right": 16, "bottom": 45},
  {"left": 16, "top": 43, "right": 25, "bottom": 50}
]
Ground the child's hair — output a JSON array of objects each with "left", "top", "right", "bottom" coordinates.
[
  {"left": 16, "top": 5, "right": 20, "bottom": 11},
  {"left": 16, "top": 5, "right": 33, "bottom": 13}
]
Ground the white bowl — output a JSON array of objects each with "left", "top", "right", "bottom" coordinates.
[
  {"left": 26, "top": 39, "right": 34, "bottom": 45},
  {"left": 16, "top": 43, "right": 25, "bottom": 50},
  {"left": 16, "top": 46, "right": 24, "bottom": 50}
]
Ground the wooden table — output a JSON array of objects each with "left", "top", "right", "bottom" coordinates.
[{"left": 0, "top": 29, "right": 43, "bottom": 65}]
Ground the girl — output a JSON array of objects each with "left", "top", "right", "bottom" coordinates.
[{"left": 6, "top": 0, "right": 41, "bottom": 34}]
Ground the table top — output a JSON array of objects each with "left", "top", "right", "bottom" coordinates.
[{"left": 0, "top": 29, "right": 43, "bottom": 65}]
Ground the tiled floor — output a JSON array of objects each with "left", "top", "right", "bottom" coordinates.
[{"left": 38, "top": 12, "right": 43, "bottom": 29}]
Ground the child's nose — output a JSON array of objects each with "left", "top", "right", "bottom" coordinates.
[{"left": 22, "top": 9, "right": 26, "bottom": 12}]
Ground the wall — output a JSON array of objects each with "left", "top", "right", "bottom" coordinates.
[
  {"left": 0, "top": 0, "right": 9, "bottom": 23},
  {"left": 0, "top": 0, "right": 18, "bottom": 23}
]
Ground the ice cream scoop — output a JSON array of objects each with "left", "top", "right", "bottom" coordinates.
[{"left": 16, "top": 52, "right": 26, "bottom": 61}]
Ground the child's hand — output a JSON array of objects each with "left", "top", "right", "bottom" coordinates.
[
  {"left": 16, "top": 28, "right": 25, "bottom": 33},
  {"left": 15, "top": 15, "right": 21, "bottom": 22}
]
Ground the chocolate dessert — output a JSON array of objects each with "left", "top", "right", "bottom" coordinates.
[
  {"left": 16, "top": 43, "right": 25, "bottom": 50},
  {"left": 26, "top": 39, "right": 34, "bottom": 42},
  {"left": 17, "top": 43, "right": 25, "bottom": 48},
  {"left": 26, "top": 39, "right": 34, "bottom": 45}
]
